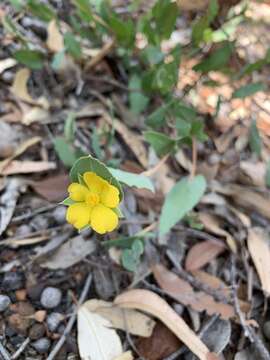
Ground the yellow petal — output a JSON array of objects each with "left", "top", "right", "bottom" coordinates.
[
  {"left": 66, "top": 203, "right": 91, "bottom": 230},
  {"left": 83, "top": 172, "right": 106, "bottom": 194},
  {"left": 90, "top": 204, "right": 118, "bottom": 234},
  {"left": 100, "top": 183, "right": 120, "bottom": 208},
  {"left": 68, "top": 183, "right": 89, "bottom": 202}
]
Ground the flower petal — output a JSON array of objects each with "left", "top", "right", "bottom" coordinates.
[
  {"left": 90, "top": 204, "right": 118, "bottom": 234},
  {"left": 100, "top": 183, "right": 120, "bottom": 208},
  {"left": 83, "top": 172, "right": 106, "bottom": 194},
  {"left": 66, "top": 203, "right": 91, "bottom": 230},
  {"left": 68, "top": 183, "right": 89, "bottom": 202}
]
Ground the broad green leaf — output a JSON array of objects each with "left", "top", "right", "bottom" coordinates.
[
  {"left": 8, "top": 0, "right": 24, "bottom": 11},
  {"left": 232, "top": 82, "right": 266, "bottom": 99},
  {"left": 27, "top": 0, "right": 55, "bottom": 21},
  {"left": 53, "top": 137, "right": 78, "bottom": 167},
  {"left": 207, "top": 0, "right": 219, "bottom": 22},
  {"left": 159, "top": 175, "right": 207, "bottom": 235},
  {"left": 175, "top": 119, "right": 191, "bottom": 138},
  {"left": 192, "top": 16, "right": 209, "bottom": 46},
  {"left": 121, "top": 239, "right": 144, "bottom": 272},
  {"left": 152, "top": 0, "right": 178, "bottom": 40},
  {"left": 108, "top": 168, "right": 154, "bottom": 192},
  {"left": 106, "top": 13, "right": 135, "bottom": 48},
  {"left": 141, "top": 45, "right": 164, "bottom": 65},
  {"left": 103, "top": 236, "right": 145, "bottom": 249},
  {"left": 146, "top": 101, "right": 172, "bottom": 128},
  {"left": 64, "top": 112, "right": 76, "bottom": 142},
  {"left": 265, "top": 161, "right": 270, "bottom": 188},
  {"left": 193, "top": 42, "right": 233, "bottom": 73},
  {"left": 64, "top": 32, "right": 82, "bottom": 59},
  {"left": 70, "top": 155, "right": 124, "bottom": 200},
  {"left": 129, "top": 74, "right": 149, "bottom": 115},
  {"left": 13, "top": 49, "right": 44, "bottom": 70},
  {"left": 249, "top": 120, "right": 261, "bottom": 156},
  {"left": 73, "top": 0, "right": 93, "bottom": 22},
  {"left": 173, "top": 104, "right": 197, "bottom": 122},
  {"left": 191, "top": 120, "right": 208, "bottom": 142},
  {"left": 144, "top": 131, "right": 176, "bottom": 157}
]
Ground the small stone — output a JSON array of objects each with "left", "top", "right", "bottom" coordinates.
[
  {"left": 52, "top": 206, "right": 66, "bottom": 224},
  {"left": 263, "top": 321, "right": 270, "bottom": 340},
  {"left": 32, "top": 337, "right": 51, "bottom": 354},
  {"left": 47, "top": 312, "right": 63, "bottom": 332},
  {"left": 30, "top": 215, "right": 49, "bottom": 231},
  {"left": 2, "top": 272, "right": 24, "bottom": 291},
  {"left": 0, "top": 295, "right": 11, "bottom": 312},
  {"left": 15, "top": 225, "right": 31, "bottom": 237},
  {"left": 29, "top": 323, "right": 45, "bottom": 340},
  {"left": 15, "top": 289, "right": 27, "bottom": 301},
  {"left": 40, "top": 287, "right": 62, "bottom": 309}
]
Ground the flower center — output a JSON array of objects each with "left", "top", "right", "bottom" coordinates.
[{"left": 85, "top": 192, "right": 100, "bottom": 207}]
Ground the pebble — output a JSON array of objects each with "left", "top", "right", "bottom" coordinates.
[
  {"left": 15, "top": 224, "right": 31, "bottom": 237},
  {"left": 0, "top": 294, "right": 11, "bottom": 312},
  {"left": 2, "top": 272, "right": 24, "bottom": 291},
  {"left": 29, "top": 323, "right": 45, "bottom": 340},
  {"left": 40, "top": 287, "right": 62, "bottom": 309},
  {"left": 263, "top": 321, "right": 270, "bottom": 340},
  {"left": 52, "top": 206, "right": 66, "bottom": 224},
  {"left": 30, "top": 215, "right": 49, "bottom": 231},
  {"left": 47, "top": 312, "right": 63, "bottom": 332},
  {"left": 32, "top": 337, "right": 51, "bottom": 354}
]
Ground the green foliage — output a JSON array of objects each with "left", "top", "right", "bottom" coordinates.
[
  {"left": 249, "top": 120, "right": 261, "bottom": 156},
  {"left": 73, "top": 0, "right": 93, "bottom": 22},
  {"left": 159, "top": 175, "right": 207, "bottom": 235},
  {"left": 64, "top": 113, "right": 76, "bottom": 142},
  {"left": 144, "top": 131, "right": 176, "bottom": 157},
  {"left": 53, "top": 137, "right": 79, "bottom": 168},
  {"left": 129, "top": 74, "right": 149, "bottom": 115},
  {"left": 108, "top": 168, "right": 154, "bottom": 192},
  {"left": 232, "top": 82, "right": 266, "bottom": 99},
  {"left": 27, "top": 0, "right": 55, "bottom": 22},
  {"left": 64, "top": 32, "right": 82, "bottom": 59},
  {"left": 121, "top": 239, "right": 144, "bottom": 272},
  {"left": 13, "top": 49, "right": 44, "bottom": 70},
  {"left": 265, "top": 161, "right": 270, "bottom": 188}
]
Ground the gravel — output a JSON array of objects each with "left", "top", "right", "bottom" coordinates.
[
  {"left": 52, "top": 206, "right": 66, "bottom": 224},
  {"left": 40, "top": 287, "right": 62, "bottom": 309},
  {"left": 2, "top": 272, "right": 24, "bottom": 291},
  {"left": 0, "top": 294, "right": 11, "bottom": 312},
  {"left": 47, "top": 312, "right": 63, "bottom": 332}
]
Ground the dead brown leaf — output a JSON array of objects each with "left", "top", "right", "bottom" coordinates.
[
  {"left": 185, "top": 240, "right": 225, "bottom": 271},
  {"left": 240, "top": 161, "right": 266, "bottom": 187},
  {"left": 153, "top": 264, "right": 235, "bottom": 320},
  {"left": 114, "top": 289, "right": 216, "bottom": 360},
  {"left": 31, "top": 173, "right": 69, "bottom": 202},
  {"left": 247, "top": 227, "right": 270, "bottom": 296},
  {"left": 46, "top": 20, "right": 64, "bottom": 53},
  {"left": 2, "top": 160, "right": 56, "bottom": 175}
]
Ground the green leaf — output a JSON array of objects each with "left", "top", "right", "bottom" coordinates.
[
  {"left": 108, "top": 168, "right": 154, "bottom": 192},
  {"left": 53, "top": 137, "right": 78, "bottom": 167},
  {"left": 191, "top": 120, "right": 208, "bottom": 142},
  {"left": 27, "top": 0, "right": 55, "bottom": 22},
  {"left": 13, "top": 49, "right": 44, "bottom": 70},
  {"left": 105, "top": 11, "right": 135, "bottom": 48},
  {"left": 249, "top": 120, "right": 261, "bottom": 156},
  {"left": 70, "top": 155, "right": 124, "bottom": 200},
  {"left": 141, "top": 45, "right": 164, "bottom": 65},
  {"left": 193, "top": 42, "right": 233, "bottom": 73},
  {"left": 61, "top": 197, "right": 76, "bottom": 206},
  {"left": 232, "top": 82, "right": 266, "bottom": 99},
  {"left": 146, "top": 102, "right": 171, "bottom": 128},
  {"left": 152, "top": 0, "right": 178, "bottom": 40},
  {"left": 159, "top": 175, "right": 207, "bottom": 235},
  {"left": 121, "top": 239, "right": 144, "bottom": 272},
  {"left": 192, "top": 16, "right": 209, "bottom": 46},
  {"left": 265, "top": 161, "right": 270, "bottom": 188},
  {"left": 103, "top": 236, "right": 145, "bottom": 249},
  {"left": 8, "top": 0, "right": 24, "bottom": 11},
  {"left": 175, "top": 119, "right": 191, "bottom": 138},
  {"left": 129, "top": 74, "right": 149, "bottom": 115},
  {"left": 64, "top": 32, "right": 82, "bottom": 59},
  {"left": 207, "top": 0, "right": 219, "bottom": 22},
  {"left": 64, "top": 112, "right": 76, "bottom": 142},
  {"left": 144, "top": 131, "right": 176, "bottom": 157},
  {"left": 73, "top": 0, "right": 93, "bottom": 22}
]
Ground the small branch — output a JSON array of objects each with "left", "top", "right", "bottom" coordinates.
[
  {"left": 0, "top": 341, "right": 11, "bottom": 360},
  {"left": 230, "top": 255, "right": 270, "bottom": 360},
  {"left": 190, "top": 137, "right": 197, "bottom": 180},
  {"left": 11, "top": 338, "right": 30, "bottom": 360},
  {"left": 46, "top": 274, "right": 92, "bottom": 360}
]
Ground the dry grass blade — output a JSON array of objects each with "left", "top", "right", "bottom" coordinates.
[
  {"left": 2, "top": 161, "right": 56, "bottom": 175},
  {"left": 114, "top": 289, "right": 219, "bottom": 360}
]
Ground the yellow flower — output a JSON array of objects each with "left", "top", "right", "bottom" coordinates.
[{"left": 66, "top": 172, "right": 120, "bottom": 234}]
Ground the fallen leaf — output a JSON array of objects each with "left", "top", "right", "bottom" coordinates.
[
  {"left": 2, "top": 160, "right": 56, "bottom": 175},
  {"left": 153, "top": 264, "right": 235, "bottom": 320},
  {"left": 82, "top": 299, "right": 155, "bottom": 338},
  {"left": 0, "top": 58, "right": 17, "bottom": 74},
  {"left": 185, "top": 240, "right": 225, "bottom": 271},
  {"left": 136, "top": 322, "right": 181, "bottom": 360},
  {"left": 240, "top": 161, "right": 266, "bottom": 187},
  {"left": 103, "top": 112, "right": 148, "bottom": 168},
  {"left": 31, "top": 173, "right": 69, "bottom": 202},
  {"left": 0, "top": 235, "right": 49, "bottom": 248},
  {"left": 0, "top": 136, "right": 41, "bottom": 173},
  {"left": 0, "top": 178, "right": 22, "bottom": 236},
  {"left": 114, "top": 289, "right": 217, "bottom": 360},
  {"left": 247, "top": 227, "right": 270, "bottom": 296},
  {"left": 40, "top": 236, "right": 96, "bottom": 270},
  {"left": 198, "top": 212, "right": 237, "bottom": 253},
  {"left": 201, "top": 317, "right": 231, "bottom": 355},
  {"left": 22, "top": 106, "right": 49, "bottom": 125},
  {"left": 46, "top": 20, "right": 64, "bottom": 52},
  {"left": 78, "top": 303, "right": 123, "bottom": 360},
  {"left": 113, "top": 351, "right": 133, "bottom": 360}
]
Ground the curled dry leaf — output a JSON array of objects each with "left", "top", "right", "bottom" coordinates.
[
  {"left": 198, "top": 212, "right": 237, "bottom": 253},
  {"left": 185, "top": 240, "right": 225, "bottom": 271},
  {"left": 82, "top": 299, "right": 155, "bottom": 338},
  {"left": 153, "top": 264, "right": 235, "bottom": 320},
  {"left": 78, "top": 305, "right": 123, "bottom": 360},
  {"left": 247, "top": 227, "right": 270, "bottom": 296},
  {"left": 31, "top": 173, "right": 69, "bottom": 202},
  {"left": 46, "top": 20, "right": 64, "bottom": 53},
  {"left": 114, "top": 289, "right": 217, "bottom": 360}
]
